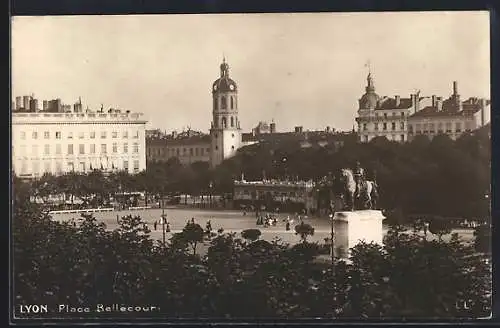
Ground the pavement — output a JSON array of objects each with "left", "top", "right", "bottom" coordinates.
[{"left": 51, "top": 207, "right": 475, "bottom": 255}]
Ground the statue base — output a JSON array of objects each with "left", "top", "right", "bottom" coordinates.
[{"left": 332, "top": 210, "right": 385, "bottom": 259}]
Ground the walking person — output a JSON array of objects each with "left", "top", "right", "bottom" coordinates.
[{"left": 154, "top": 220, "right": 157, "bottom": 231}]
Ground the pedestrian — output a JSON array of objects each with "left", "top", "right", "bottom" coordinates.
[
  {"left": 166, "top": 222, "right": 171, "bottom": 232},
  {"left": 286, "top": 221, "right": 290, "bottom": 231},
  {"left": 154, "top": 221, "right": 157, "bottom": 231},
  {"left": 191, "top": 217, "right": 195, "bottom": 224}
]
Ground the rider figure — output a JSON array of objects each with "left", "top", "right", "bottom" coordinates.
[{"left": 354, "top": 161, "right": 365, "bottom": 198}]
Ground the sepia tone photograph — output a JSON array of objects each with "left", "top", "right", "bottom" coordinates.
[{"left": 11, "top": 11, "right": 492, "bottom": 322}]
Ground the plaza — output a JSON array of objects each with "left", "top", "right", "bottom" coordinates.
[{"left": 51, "top": 207, "right": 475, "bottom": 255}]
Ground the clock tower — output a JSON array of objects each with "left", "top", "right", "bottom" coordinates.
[{"left": 209, "top": 57, "right": 242, "bottom": 168}]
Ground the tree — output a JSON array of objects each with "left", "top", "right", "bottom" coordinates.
[
  {"left": 241, "top": 229, "right": 262, "bottom": 242},
  {"left": 428, "top": 216, "right": 452, "bottom": 241},
  {"left": 180, "top": 222, "right": 205, "bottom": 255},
  {"left": 294, "top": 222, "right": 315, "bottom": 243}
]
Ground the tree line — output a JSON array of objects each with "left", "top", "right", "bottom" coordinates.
[{"left": 15, "top": 128, "right": 490, "bottom": 220}]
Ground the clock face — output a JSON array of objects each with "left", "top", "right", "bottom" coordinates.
[{"left": 229, "top": 84, "right": 234, "bottom": 91}]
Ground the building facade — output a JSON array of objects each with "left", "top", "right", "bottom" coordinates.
[
  {"left": 355, "top": 74, "right": 490, "bottom": 143},
  {"left": 407, "top": 82, "right": 490, "bottom": 141},
  {"left": 209, "top": 58, "right": 242, "bottom": 168},
  {"left": 146, "top": 130, "right": 211, "bottom": 165},
  {"left": 12, "top": 110, "right": 147, "bottom": 178}
]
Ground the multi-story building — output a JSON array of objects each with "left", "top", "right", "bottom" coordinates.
[
  {"left": 12, "top": 107, "right": 147, "bottom": 178},
  {"left": 146, "top": 130, "right": 211, "bottom": 165},
  {"left": 355, "top": 73, "right": 490, "bottom": 143},
  {"left": 355, "top": 72, "right": 422, "bottom": 143},
  {"left": 407, "top": 82, "right": 490, "bottom": 141},
  {"left": 233, "top": 178, "right": 317, "bottom": 213}
]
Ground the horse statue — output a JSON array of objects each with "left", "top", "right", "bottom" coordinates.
[{"left": 339, "top": 168, "right": 378, "bottom": 211}]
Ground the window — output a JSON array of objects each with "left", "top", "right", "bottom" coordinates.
[
  {"left": 44, "top": 144, "right": 50, "bottom": 155},
  {"left": 123, "top": 143, "right": 128, "bottom": 153},
  {"left": 231, "top": 116, "right": 234, "bottom": 127},
  {"left": 32, "top": 161, "right": 40, "bottom": 176},
  {"left": 408, "top": 124, "right": 413, "bottom": 132},
  {"left": 55, "top": 162, "right": 62, "bottom": 174},
  {"left": 55, "top": 144, "right": 61, "bottom": 155},
  {"left": 400, "top": 122, "right": 405, "bottom": 130},
  {"left": 79, "top": 144, "right": 85, "bottom": 154},
  {"left": 133, "top": 143, "right": 139, "bottom": 153},
  {"left": 101, "top": 144, "right": 107, "bottom": 154},
  {"left": 20, "top": 131, "right": 26, "bottom": 140},
  {"left": 401, "top": 134, "right": 405, "bottom": 142},
  {"left": 423, "top": 123, "right": 428, "bottom": 133},
  {"left": 79, "top": 162, "right": 85, "bottom": 172},
  {"left": 445, "top": 122, "right": 452, "bottom": 133},
  {"left": 101, "top": 131, "right": 107, "bottom": 139},
  {"left": 391, "top": 122, "right": 396, "bottom": 130},
  {"left": 222, "top": 117, "right": 227, "bottom": 128},
  {"left": 67, "top": 144, "right": 73, "bottom": 155},
  {"left": 32, "top": 131, "right": 38, "bottom": 139},
  {"left": 215, "top": 133, "right": 218, "bottom": 138},
  {"left": 44, "top": 131, "right": 50, "bottom": 139},
  {"left": 383, "top": 123, "right": 387, "bottom": 130},
  {"left": 221, "top": 96, "right": 227, "bottom": 109},
  {"left": 183, "top": 148, "right": 187, "bottom": 154},
  {"left": 383, "top": 113, "right": 388, "bottom": 119},
  {"left": 90, "top": 131, "right": 96, "bottom": 139},
  {"left": 429, "top": 123, "right": 435, "bottom": 133},
  {"left": 123, "top": 131, "right": 128, "bottom": 138},
  {"left": 133, "top": 131, "right": 139, "bottom": 139},
  {"left": 374, "top": 123, "right": 378, "bottom": 131},
  {"left": 90, "top": 144, "right": 95, "bottom": 154},
  {"left": 123, "top": 160, "right": 129, "bottom": 171},
  {"left": 392, "top": 112, "right": 396, "bottom": 117},
  {"left": 438, "top": 122, "right": 444, "bottom": 133},
  {"left": 214, "top": 98, "right": 218, "bottom": 110},
  {"left": 67, "top": 162, "right": 74, "bottom": 171},
  {"left": 231, "top": 97, "right": 234, "bottom": 109},
  {"left": 68, "top": 132, "right": 73, "bottom": 139},
  {"left": 455, "top": 122, "right": 462, "bottom": 133},
  {"left": 79, "top": 132, "right": 84, "bottom": 139},
  {"left": 363, "top": 123, "right": 367, "bottom": 131},
  {"left": 112, "top": 131, "right": 118, "bottom": 138},
  {"left": 401, "top": 112, "right": 405, "bottom": 117},
  {"left": 112, "top": 143, "right": 117, "bottom": 153},
  {"left": 190, "top": 148, "right": 193, "bottom": 155},
  {"left": 133, "top": 160, "right": 140, "bottom": 173},
  {"left": 55, "top": 131, "right": 61, "bottom": 139}
]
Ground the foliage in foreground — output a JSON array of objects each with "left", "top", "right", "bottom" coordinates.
[{"left": 13, "top": 201, "right": 491, "bottom": 319}]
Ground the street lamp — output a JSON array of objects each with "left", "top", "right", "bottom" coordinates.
[
  {"left": 161, "top": 194, "right": 167, "bottom": 248},
  {"left": 329, "top": 212, "right": 335, "bottom": 265}
]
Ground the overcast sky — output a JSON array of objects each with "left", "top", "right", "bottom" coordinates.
[{"left": 12, "top": 12, "right": 490, "bottom": 133}]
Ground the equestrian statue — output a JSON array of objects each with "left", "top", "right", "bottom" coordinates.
[{"left": 337, "top": 161, "right": 379, "bottom": 211}]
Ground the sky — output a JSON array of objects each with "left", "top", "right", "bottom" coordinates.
[{"left": 12, "top": 12, "right": 490, "bottom": 133}]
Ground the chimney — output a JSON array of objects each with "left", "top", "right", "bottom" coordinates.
[
  {"left": 395, "top": 95, "right": 401, "bottom": 107},
  {"left": 411, "top": 94, "right": 420, "bottom": 114},
  {"left": 15, "top": 96, "right": 22, "bottom": 110},
  {"left": 270, "top": 122, "right": 276, "bottom": 133},
  {"left": 480, "top": 98, "right": 487, "bottom": 126},
  {"left": 23, "top": 95, "right": 30, "bottom": 109},
  {"left": 436, "top": 97, "right": 443, "bottom": 111},
  {"left": 453, "top": 81, "right": 458, "bottom": 95},
  {"left": 431, "top": 95, "right": 437, "bottom": 107},
  {"left": 295, "top": 126, "right": 303, "bottom": 133},
  {"left": 42, "top": 100, "right": 48, "bottom": 111}
]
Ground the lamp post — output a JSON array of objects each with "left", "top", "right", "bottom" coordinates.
[
  {"left": 329, "top": 212, "right": 335, "bottom": 265},
  {"left": 161, "top": 193, "right": 167, "bottom": 248}
]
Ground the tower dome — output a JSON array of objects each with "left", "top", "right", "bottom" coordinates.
[
  {"left": 359, "top": 72, "right": 379, "bottom": 109},
  {"left": 212, "top": 57, "right": 237, "bottom": 93}
]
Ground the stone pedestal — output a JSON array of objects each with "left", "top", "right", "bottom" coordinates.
[{"left": 333, "top": 210, "right": 385, "bottom": 259}]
